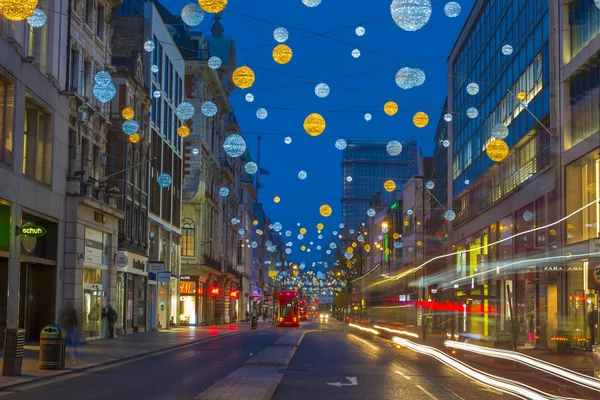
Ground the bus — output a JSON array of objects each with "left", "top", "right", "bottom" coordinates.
[
  {"left": 299, "top": 300, "right": 308, "bottom": 320},
  {"left": 278, "top": 290, "right": 300, "bottom": 327}
]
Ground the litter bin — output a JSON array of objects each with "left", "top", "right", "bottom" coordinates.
[
  {"left": 251, "top": 316, "right": 257, "bottom": 330},
  {"left": 593, "top": 345, "right": 600, "bottom": 379},
  {"left": 2, "top": 328, "right": 26, "bottom": 376},
  {"left": 39, "top": 325, "right": 66, "bottom": 370}
]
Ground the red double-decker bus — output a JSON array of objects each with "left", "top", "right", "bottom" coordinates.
[
  {"left": 278, "top": 290, "right": 300, "bottom": 327},
  {"left": 299, "top": 299, "right": 308, "bottom": 320}
]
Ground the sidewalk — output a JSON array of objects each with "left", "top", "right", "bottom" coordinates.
[{"left": 0, "top": 321, "right": 274, "bottom": 390}]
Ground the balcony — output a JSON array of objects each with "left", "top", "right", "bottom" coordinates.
[
  {"left": 202, "top": 253, "right": 221, "bottom": 272},
  {"left": 454, "top": 146, "right": 552, "bottom": 227},
  {"left": 219, "top": 158, "right": 234, "bottom": 181}
]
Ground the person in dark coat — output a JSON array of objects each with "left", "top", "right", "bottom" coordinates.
[
  {"left": 103, "top": 305, "right": 117, "bottom": 339},
  {"left": 64, "top": 305, "right": 80, "bottom": 361}
]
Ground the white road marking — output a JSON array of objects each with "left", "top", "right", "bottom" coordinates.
[
  {"left": 326, "top": 377, "right": 358, "bottom": 387},
  {"left": 416, "top": 385, "right": 440, "bottom": 400},
  {"left": 394, "top": 370, "right": 411, "bottom": 380}
]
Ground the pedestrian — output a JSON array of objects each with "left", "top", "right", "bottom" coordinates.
[
  {"left": 528, "top": 313, "right": 535, "bottom": 343},
  {"left": 64, "top": 305, "right": 80, "bottom": 362},
  {"left": 103, "top": 305, "right": 117, "bottom": 339}
]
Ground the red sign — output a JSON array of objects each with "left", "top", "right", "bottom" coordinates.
[
  {"left": 180, "top": 281, "right": 197, "bottom": 295},
  {"left": 210, "top": 286, "right": 221, "bottom": 296},
  {"left": 229, "top": 290, "right": 239, "bottom": 298}
]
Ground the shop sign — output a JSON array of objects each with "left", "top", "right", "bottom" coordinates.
[
  {"left": 543, "top": 266, "right": 583, "bottom": 272},
  {"left": 210, "top": 286, "right": 221, "bottom": 296},
  {"left": 157, "top": 272, "right": 171, "bottom": 282},
  {"left": 115, "top": 253, "right": 129, "bottom": 269},
  {"left": 180, "top": 276, "right": 192, "bottom": 280},
  {"left": 251, "top": 286, "right": 262, "bottom": 298},
  {"left": 589, "top": 238, "right": 600, "bottom": 255},
  {"left": 180, "top": 281, "right": 197, "bottom": 295},
  {"left": 85, "top": 228, "right": 104, "bottom": 265},
  {"left": 19, "top": 224, "right": 46, "bottom": 237},
  {"left": 148, "top": 262, "right": 165, "bottom": 273},
  {"left": 133, "top": 259, "right": 145, "bottom": 271},
  {"left": 590, "top": 263, "right": 600, "bottom": 289},
  {"left": 229, "top": 290, "right": 239, "bottom": 298}
]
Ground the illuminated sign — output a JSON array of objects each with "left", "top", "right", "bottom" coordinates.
[
  {"left": 391, "top": 202, "right": 399, "bottom": 210},
  {"left": 229, "top": 290, "right": 239, "bottom": 298},
  {"left": 19, "top": 224, "right": 46, "bottom": 237},
  {"left": 210, "top": 286, "right": 220, "bottom": 296},
  {"left": 180, "top": 281, "right": 197, "bottom": 295}
]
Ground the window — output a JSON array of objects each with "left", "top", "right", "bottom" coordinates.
[
  {"left": 25, "top": 13, "right": 47, "bottom": 73},
  {"left": 181, "top": 218, "right": 195, "bottom": 257},
  {"left": 85, "top": 0, "right": 94, "bottom": 25},
  {"left": 23, "top": 96, "right": 53, "bottom": 184},
  {"left": 133, "top": 207, "right": 138, "bottom": 242},
  {"left": 140, "top": 211, "right": 147, "bottom": 244},
  {"left": 0, "top": 75, "right": 14, "bottom": 166},
  {"left": 237, "top": 240, "right": 243, "bottom": 264},
  {"left": 133, "top": 150, "right": 139, "bottom": 187},
  {"left": 96, "top": 5, "right": 105, "bottom": 40},
  {"left": 70, "top": 48, "right": 80, "bottom": 92},
  {"left": 91, "top": 145, "right": 100, "bottom": 180},
  {"left": 82, "top": 61, "right": 91, "bottom": 98},
  {"left": 566, "top": 151, "right": 600, "bottom": 244}
]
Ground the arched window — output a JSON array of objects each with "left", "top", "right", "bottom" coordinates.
[{"left": 181, "top": 218, "right": 195, "bottom": 257}]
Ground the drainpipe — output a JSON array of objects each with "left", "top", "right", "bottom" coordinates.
[{"left": 65, "top": 0, "right": 72, "bottom": 91}]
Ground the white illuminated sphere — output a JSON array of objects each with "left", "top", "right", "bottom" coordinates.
[
  {"left": 335, "top": 139, "right": 347, "bottom": 150},
  {"left": 273, "top": 27, "right": 289, "bottom": 43},
  {"left": 144, "top": 40, "right": 155, "bottom": 52},
  {"left": 367, "top": 208, "right": 376, "bottom": 217},
  {"left": 256, "top": 108, "right": 268, "bottom": 119},
  {"left": 208, "top": 56, "right": 222, "bottom": 70},
  {"left": 192, "top": 148, "right": 199, "bottom": 155},
  {"left": 223, "top": 134, "right": 247, "bottom": 158},
  {"left": 27, "top": 9, "right": 46, "bottom": 28},
  {"left": 492, "top": 123, "right": 509, "bottom": 140},
  {"left": 245, "top": 93, "right": 254, "bottom": 102},
  {"left": 302, "top": 0, "right": 322, "bottom": 7},
  {"left": 356, "top": 26, "right": 365, "bottom": 36},
  {"left": 151, "top": 65, "right": 159, "bottom": 73},
  {"left": 444, "top": 1, "right": 461, "bottom": 18},
  {"left": 298, "top": 170, "right": 307, "bottom": 180},
  {"left": 426, "top": 181, "right": 435, "bottom": 190},
  {"left": 386, "top": 140, "right": 403, "bottom": 156},
  {"left": 284, "top": 136, "right": 292, "bottom": 144},
  {"left": 219, "top": 187, "right": 229, "bottom": 197},
  {"left": 315, "top": 83, "right": 330, "bottom": 98},
  {"left": 466, "top": 83, "right": 479, "bottom": 95},
  {"left": 443, "top": 140, "right": 450, "bottom": 148},
  {"left": 181, "top": 4, "right": 204, "bottom": 26},
  {"left": 364, "top": 113, "right": 372, "bottom": 121},
  {"left": 444, "top": 113, "right": 452, "bottom": 122},
  {"left": 201, "top": 101, "right": 218, "bottom": 117},
  {"left": 153, "top": 90, "right": 161, "bottom": 98},
  {"left": 523, "top": 211, "right": 534, "bottom": 222},
  {"left": 245, "top": 162, "right": 258, "bottom": 175},
  {"left": 502, "top": 44, "right": 513, "bottom": 55},
  {"left": 466, "top": 107, "right": 478, "bottom": 119},
  {"left": 464, "top": 179, "right": 470, "bottom": 185},
  {"left": 352, "top": 49, "right": 361, "bottom": 58},
  {"left": 391, "top": 0, "right": 432, "bottom": 32},
  {"left": 346, "top": 176, "right": 353, "bottom": 182},
  {"left": 444, "top": 210, "right": 456, "bottom": 221}
]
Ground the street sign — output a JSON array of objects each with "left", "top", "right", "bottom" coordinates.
[
  {"left": 148, "top": 262, "right": 165, "bottom": 273},
  {"left": 115, "top": 253, "right": 129, "bottom": 269},
  {"left": 326, "top": 377, "right": 358, "bottom": 387},
  {"left": 590, "top": 263, "right": 600, "bottom": 289}
]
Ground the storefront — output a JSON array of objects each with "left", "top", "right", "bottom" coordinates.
[
  {"left": 83, "top": 227, "right": 109, "bottom": 340},
  {"left": 0, "top": 202, "right": 10, "bottom": 346},
  {"left": 115, "top": 252, "right": 148, "bottom": 334},
  {"left": 179, "top": 276, "right": 204, "bottom": 325}
]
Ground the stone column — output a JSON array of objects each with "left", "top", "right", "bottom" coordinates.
[
  {"left": 63, "top": 202, "right": 84, "bottom": 330},
  {"left": 6, "top": 204, "right": 21, "bottom": 329}
]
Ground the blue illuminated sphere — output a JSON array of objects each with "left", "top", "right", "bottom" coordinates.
[
  {"left": 208, "top": 56, "right": 222, "bottom": 70},
  {"left": 201, "top": 101, "right": 218, "bottom": 117},
  {"left": 298, "top": 170, "right": 307, "bottom": 180},
  {"left": 151, "top": 65, "right": 159, "bottom": 73},
  {"left": 144, "top": 40, "right": 155, "bottom": 52},
  {"left": 426, "top": 181, "right": 435, "bottom": 190},
  {"left": 157, "top": 173, "right": 172, "bottom": 188},
  {"left": 367, "top": 208, "right": 376, "bottom": 217},
  {"left": 122, "top": 120, "right": 139, "bottom": 135},
  {"left": 153, "top": 90, "right": 161, "bottom": 98},
  {"left": 246, "top": 93, "right": 254, "bottom": 102},
  {"left": 386, "top": 140, "right": 403, "bottom": 156},
  {"left": 466, "top": 107, "right": 478, "bottom": 119},
  {"left": 238, "top": 228, "right": 245, "bottom": 235},
  {"left": 394, "top": 241, "right": 402, "bottom": 249},
  {"left": 176, "top": 102, "right": 195, "bottom": 120},
  {"left": 273, "top": 222, "right": 282, "bottom": 232},
  {"left": 94, "top": 71, "right": 112, "bottom": 87},
  {"left": 93, "top": 84, "right": 116, "bottom": 103},
  {"left": 256, "top": 108, "right": 268, "bottom": 120},
  {"left": 27, "top": 9, "right": 46, "bottom": 28},
  {"left": 335, "top": 139, "right": 347, "bottom": 150},
  {"left": 391, "top": 0, "right": 432, "bottom": 32},
  {"left": 285, "top": 248, "right": 292, "bottom": 254},
  {"left": 502, "top": 44, "right": 513, "bottom": 55},
  {"left": 466, "top": 83, "right": 480, "bottom": 95},
  {"left": 315, "top": 83, "right": 330, "bottom": 98},
  {"left": 444, "top": 1, "right": 461, "bottom": 18},
  {"left": 223, "top": 134, "right": 247, "bottom": 158},
  {"left": 274, "top": 27, "right": 289, "bottom": 43},
  {"left": 181, "top": 3, "right": 204, "bottom": 27},
  {"left": 245, "top": 162, "right": 258, "bottom": 174},
  {"left": 219, "top": 187, "right": 229, "bottom": 197},
  {"left": 285, "top": 136, "right": 292, "bottom": 144},
  {"left": 302, "top": 0, "right": 322, "bottom": 7},
  {"left": 444, "top": 210, "right": 456, "bottom": 221},
  {"left": 444, "top": 113, "right": 452, "bottom": 122},
  {"left": 231, "top": 218, "right": 239, "bottom": 225}
]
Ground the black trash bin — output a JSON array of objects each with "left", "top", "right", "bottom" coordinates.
[
  {"left": 39, "top": 325, "right": 66, "bottom": 370},
  {"left": 251, "top": 316, "right": 257, "bottom": 330}
]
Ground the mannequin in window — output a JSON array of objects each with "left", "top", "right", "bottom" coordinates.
[{"left": 586, "top": 298, "right": 598, "bottom": 346}]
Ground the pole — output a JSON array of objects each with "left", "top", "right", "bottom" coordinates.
[
  {"left": 98, "top": 157, "right": 157, "bottom": 183},
  {"left": 506, "top": 284, "right": 518, "bottom": 351}
]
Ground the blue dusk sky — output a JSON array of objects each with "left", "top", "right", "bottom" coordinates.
[{"left": 166, "top": 0, "right": 473, "bottom": 263}]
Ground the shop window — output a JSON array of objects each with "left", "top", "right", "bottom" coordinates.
[
  {"left": 515, "top": 203, "right": 534, "bottom": 253},
  {"left": 566, "top": 151, "right": 600, "bottom": 245},
  {"left": 23, "top": 95, "right": 53, "bottom": 185},
  {"left": 0, "top": 75, "right": 14, "bottom": 166},
  {"left": 181, "top": 218, "right": 195, "bottom": 257},
  {"left": 498, "top": 215, "right": 513, "bottom": 261},
  {"left": 82, "top": 60, "right": 91, "bottom": 99},
  {"left": 535, "top": 196, "right": 546, "bottom": 248}
]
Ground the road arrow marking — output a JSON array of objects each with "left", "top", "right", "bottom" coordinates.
[{"left": 326, "top": 377, "right": 358, "bottom": 387}]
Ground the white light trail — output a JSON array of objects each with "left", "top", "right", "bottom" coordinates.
[
  {"left": 373, "top": 325, "right": 419, "bottom": 338},
  {"left": 349, "top": 323, "right": 380, "bottom": 335},
  {"left": 392, "top": 337, "right": 583, "bottom": 400},
  {"left": 444, "top": 341, "right": 600, "bottom": 392}
]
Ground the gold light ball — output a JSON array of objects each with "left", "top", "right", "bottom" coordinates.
[
  {"left": 232, "top": 66, "right": 255, "bottom": 89},
  {"left": 304, "top": 113, "right": 326, "bottom": 136},
  {"left": 198, "top": 0, "right": 228, "bottom": 13},
  {"left": 300, "top": 228, "right": 307, "bottom": 234},
  {"left": 0, "top": 0, "right": 37, "bottom": 21},
  {"left": 384, "top": 101, "right": 398, "bottom": 116},
  {"left": 121, "top": 107, "right": 135, "bottom": 120},
  {"left": 253, "top": 220, "right": 258, "bottom": 226},
  {"left": 364, "top": 244, "right": 371, "bottom": 251},
  {"left": 274, "top": 196, "right": 281, "bottom": 203},
  {"left": 347, "top": 247, "right": 354, "bottom": 254},
  {"left": 385, "top": 249, "right": 391, "bottom": 255},
  {"left": 393, "top": 233, "right": 399, "bottom": 239},
  {"left": 178, "top": 126, "right": 190, "bottom": 138},
  {"left": 486, "top": 139, "right": 509, "bottom": 162},
  {"left": 352, "top": 242, "right": 357, "bottom": 247},
  {"left": 301, "top": 246, "right": 306, "bottom": 251},
  {"left": 128, "top": 133, "right": 141, "bottom": 144},
  {"left": 319, "top": 204, "right": 332, "bottom": 217},
  {"left": 417, "top": 240, "right": 423, "bottom": 246},
  {"left": 316, "top": 223, "right": 324, "bottom": 230},
  {"left": 413, "top": 111, "right": 429, "bottom": 128},
  {"left": 272, "top": 44, "right": 293, "bottom": 65},
  {"left": 384, "top": 180, "right": 396, "bottom": 192},
  {"left": 517, "top": 91, "right": 526, "bottom": 101}
]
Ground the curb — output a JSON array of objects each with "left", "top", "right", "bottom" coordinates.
[{"left": 0, "top": 328, "right": 263, "bottom": 392}]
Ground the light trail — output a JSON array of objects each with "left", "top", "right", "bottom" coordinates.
[
  {"left": 349, "top": 323, "right": 380, "bottom": 335},
  {"left": 444, "top": 341, "right": 600, "bottom": 392},
  {"left": 369, "top": 199, "right": 600, "bottom": 287},
  {"left": 392, "top": 337, "right": 583, "bottom": 400},
  {"left": 373, "top": 325, "right": 419, "bottom": 338}
]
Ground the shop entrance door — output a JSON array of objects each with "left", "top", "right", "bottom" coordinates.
[
  {"left": 83, "top": 284, "right": 103, "bottom": 339},
  {"left": 19, "top": 263, "right": 56, "bottom": 342}
]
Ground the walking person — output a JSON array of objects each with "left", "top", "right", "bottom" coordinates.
[
  {"left": 64, "top": 305, "right": 81, "bottom": 363},
  {"left": 103, "top": 305, "right": 117, "bottom": 339}
]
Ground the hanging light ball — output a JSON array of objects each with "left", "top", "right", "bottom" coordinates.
[
  {"left": 128, "top": 133, "right": 141, "bottom": 144},
  {"left": 285, "top": 248, "right": 292, "bottom": 255},
  {"left": 93, "top": 83, "right": 116, "bottom": 103},
  {"left": 517, "top": 91, "right": 527, "bottom": 101},
  {"left": 201, "top": 101, "right": 218, "bottom": 117},
  {"left": 273, "top": 222, "right": 283, "bottom": 232},
  {"left": 219, "top": 187, "right": 229, "bottom": 197},
  {"left": 157, "top": 173, "right": 172, "bottom": 188},
  {"left": 298, "top": 170, "right": 307, "bottom": 180},
  {"left": 384, "top": 101, "right": 398, "bottom": 116},
  {"left": 181, "top": 3, "right": 204, "bottom": 26},
  {"left": 407, "top": 209, "right": 413, "bottom": 216},
  {"left": 320, "top": 204, "right": 332, "bottom": 217},
  {"left": 245, "top": 93, "right": 254, "bottom": 103},
  {"left": 303, "top": 113, "right": 326, "bottom": 136},
  {"left": 444, "top": 210, "right": 456, "bottom": 222},
  {"left": 208, "top": 56, "right": 222, "bottom": 70},
  {"left": 94, "top": 71, "right": 112, "bottom": 87},
  {"left": 198, "top": 0, "right": 228, "bottom": 13},
  {"left": 27, "top": 8, "right": 46, "bottom": 27},
  {"left": 466, "top": 82, "right": 480, "bottom": 95},
  {"left": 300, "top": 228, "right": 307, "bottom": 235},
  {"left": 486, "top": 139, "right": 509, "bottom": 162},
  {"left": 231, "top": 218, "right": 239, "bottom": 225},
  {"left": 443, "top": 140, "right": 450, "bottom": 148},
  {"left": 232, "top": 66, "right": 255, "bottom": 89},
  {"left": 444, "top": 113, "right": 453, "bottom": 122},
  {"left": 367, "top": 208, "right": 376, "bottom": 217},
  {"left": 274, "top": 196, "right": 281, "bottom": 203},
  {"left": 284, "top": 136, "right": 292, "bottom": 144},
  {"left": 317, "top": 223, "right": 324, "bottom": 230},
  {"left": 384, "top": 180, "right": 396, "bottom": 192},
  {"left": 177, "top": 126, "right": 190, "bottom": 138},
  {"left": 523, "top": 211, "right": 534, "bottom": 222},
  {"left": 466, "top": 107, "right": 478, "bottom": 119},
  {"left": 390, "top": 0, "right": 432, "bottom": 32},
  {"left": 273, "top": 27, "right": 289, "bottom": 43},
  {"left": 122, "top": 120, "right": 139, "bottom": 135},
  {"left": 153, "top": 90, "right": 161, "bottom": 98},
  {"left": 444, "top": 1, "right": 461, "bottom": 18},
  {"left": 502, "top": 44, "right": 513, "bottom": 55},
  {"left": 144, "top": 39, "right": 155, "bottom": 52},
  {"left": 192, "top": 148, "right": 199, "bottom": 155},
  {"left": 351, "top": 48, "right": 361, "bottom": 58},
  {"left": 315, "top": 83, "right": 330, "bottom": 98},
  {"left": 223, "top": 134, "right": 247, "bottom": 158},
  {"left": 302, "top": 0, "right": 321, "bottom": 6},
  {"left": 272, "top": 44, "right": 293, "bottom": 64},
  {"left": 346, "top": 176, "right": 353, "bottom": 182},
  {"left": 121, "top": 107, "right": 135, "bottom": 120},
  {"left": 245, "top": 162, "right": 258, "bottom": 175},
  {"left": 413, "top": 111, "right": 429, "bottom": 128},
  {"left": 395, "top": 67, "right": 419, "bottom": 89},
  {"left": 256, "top": 108, "right": 268, "bottom": 120},
  {"left": 426, "top": 181, "right": 435, "bottom": 190},
  {"left": 464, "top": 179, "right": 470, "bottom": 185},
  {"left": 355, "top": 26, "right": 366, "bottom": 36},
  {"left": 176, "top": 102, "right": 195, "bottom": 120},
  {"left": 335, "top": 139, "right": 347, "bottom": 150},
  {"left": 0, "top": 0, "right": 37, "bottom": 21},
  {"left": 386, "top": 140, "right": 403, "bottom": 156},
  {"left": 492, "top": 123, "right": 509, "bottom": 140},
  {"left": 151, "top": 65, "right": 159, "bottom": 74}
]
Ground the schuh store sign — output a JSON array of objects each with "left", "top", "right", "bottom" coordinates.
[{"left": 19, "top": 224, "right": 47, "bottom": 237}]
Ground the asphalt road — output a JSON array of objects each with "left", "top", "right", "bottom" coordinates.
[{"left": 0, "top": 329, "right": 285, "bottom": 400}]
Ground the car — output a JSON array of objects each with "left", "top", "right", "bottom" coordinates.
[{"left": 319, "top": 313, "right": 329, "bottom": 322}]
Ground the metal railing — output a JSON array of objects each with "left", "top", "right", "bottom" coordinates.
[{"left": 454, "top": 146, "right": 552, "bottom": 227}]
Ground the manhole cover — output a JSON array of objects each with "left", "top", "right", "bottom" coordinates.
[{"left": 277, "top": 368, "right": 311, "bottom": 375}]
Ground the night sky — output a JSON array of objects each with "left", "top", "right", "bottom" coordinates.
[{"left": 167, "top": 0, "right": 473, "bottom": 263}]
